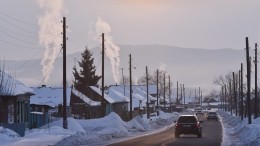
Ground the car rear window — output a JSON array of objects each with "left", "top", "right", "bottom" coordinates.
[
  {"left": 178, "top": 116, "right": 197, "bottom": 123},
  {"left": 208, "top": 112, "right": 217, "bottom": 115}
]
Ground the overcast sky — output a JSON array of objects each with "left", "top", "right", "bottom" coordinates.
[{"left": 0, "top": 0, "right": 259, "bottom": 60}]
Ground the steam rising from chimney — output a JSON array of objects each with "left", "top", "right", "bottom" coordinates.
[
  {"left": 37, "top": 0, "right": 64, "bottom": 83},
  {"left": 94, "top": 18, "right": 120, "bottom": 84},
  {"left": 159, "top": 63, "right": 167, "bottom": 72}
]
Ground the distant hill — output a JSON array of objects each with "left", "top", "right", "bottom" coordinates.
[{"left": 5, "top": 45, "right": 245, "bottom": 93}]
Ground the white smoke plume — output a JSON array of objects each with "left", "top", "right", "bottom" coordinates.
[
  {"left": 159, "top": 63, "right": 167, "bottom": 72},
  {"left": 37, "top": 0, "right": 64, "bottom": 83},
  {"left": 94, "top": 18, "right": 120, "bottom": 84}
]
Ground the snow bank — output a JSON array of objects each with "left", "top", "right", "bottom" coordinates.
[
  {"left": 218, "top": 110, "right": 260, "bottom": 146},
  {"left": 2, "top": 111, "right": 180, "bottom": 146},
  {"left": 0, "top": 126, "right": 20, "bottom": 146},
  {"left": 40, "top": 117, "right": 85, "bottom": 133}
]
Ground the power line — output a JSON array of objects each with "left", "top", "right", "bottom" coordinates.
[
  {"left": 0, "top": 39, "right": 42, "bottom": 50},
  {"left": 38, "top": 47, "right": 62, "bottom": 86},
  {"left": 0, "top": 10, "right": 38, "bottom": 27}
]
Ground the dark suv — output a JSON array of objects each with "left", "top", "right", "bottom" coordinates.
[{"left": 174, "top": 115, "right": 203, "bottom": 138}]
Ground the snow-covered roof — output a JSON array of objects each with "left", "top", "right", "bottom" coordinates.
[
  {"left": 132, "top": 84, "right": 157, "bottom": 95},
  {"left": 89, "top": 86, "right": 116, "bottom": 104},
  {"left": 72, "top": 87, "right": 100, "bottom": 106},
  {"left": 0, "top": 70, "right": 33, "bottom": 96},
  {"left": 108, "top": 85, "right": 157, "bottom": 110},
  {"left": 106, "top": 88, "right": 129, "bottom": 103},
  {"left": 30, "top": 86, "right": 71, "bottom": 107}
]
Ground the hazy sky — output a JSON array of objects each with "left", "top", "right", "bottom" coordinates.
[
  {"left": 0, "top": 0, "right": 259, "bottom": 60},
  {"left": 0, "top": 0, "right": 259, "bottom": 93}
]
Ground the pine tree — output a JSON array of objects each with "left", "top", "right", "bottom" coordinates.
[{"left": 73, "top": 47, "right": 101, "bottom": 95}]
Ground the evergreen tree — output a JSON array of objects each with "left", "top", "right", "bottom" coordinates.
[{"left": 73, "top": 47, "right": 101, "bottom": 94}]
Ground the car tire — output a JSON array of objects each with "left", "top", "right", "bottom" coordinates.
[{"left": 197, "top": 132, "right": 202, "bottom": 138}]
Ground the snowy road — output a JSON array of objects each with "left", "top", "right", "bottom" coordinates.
[{"left": 109, "top": 113, "right": 222, "bottom": 146}]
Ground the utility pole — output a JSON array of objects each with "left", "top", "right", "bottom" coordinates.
[
  {"left": 146, "top": 66, "right": 150, "bottom": 119},
  {"left": 169, "top": 75, "right": 171, "bottom": 112},
  {"left": 101, "top": 33, "right": 105, "bottom": 117},
  {"left": 239, "top": 70, "right": 241, "bottom": 115},
  {"left": 183, "top": 84, "right": 185, "bottom": 108},
  {"left": 254, "top": 43, "right": 258, "bottom": 119},
  {"left": 233, "top": 72, "right": 237, "bottom": 116},
  {"left": 241, "top": 63, "right": 244, "bottom": 120},
  {"left": 195, "top": 89, "right": 197, "bottom": 106},
  {"left": 163, "top": 73, "right": 166, "bottom": 109},
  {"left": 180, "top": 84, "right": 182, "bottom": 106},
  {"left": 198, "top": 87, "right": 200, "bottom": 107},
  {"left": 200, "top": 91, "right": 203, "bottom": 106},
  {"left": 62, "top": 17, "right": 67, "bottom": 129},
  {"left": 229, "top": 79, "right": 232, "bottom": 115},
  {"left": 121, "top": 68, "right": 125, "bottom": 96},
  {"left": 177, "top": 81, "right": 179, "bottom": 106},
  {"left": 246, "top": 37, "right": 252, "bottom": 124},
  {"left": 222, "top": 86, "right": 224, "bottom": 111},
  {"left": 156, "top": 69, "right": 159, "bottom": 112},
  {"left": 129, "top": 54, "right": 132, "bottom": 120},
  {"left": 225, "top": 84, "right": 227, "bottom": 111}
]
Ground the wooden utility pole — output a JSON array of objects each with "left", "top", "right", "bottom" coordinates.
[
  {"left": 101, "top": 33, "right": 105, "bottom": 117},
  {"left": 180, "top": 84, "right": 182, "bottom": 105},
  {"left": 241, "top": 63, "right": 244, "bottom": 120},
  {"left": 129, "top": 54, "right": 132, "bottom": 119},
  {"left": 200, "top": 91, "right": 203, "bottom": 106},
  {"left": 177, "top": 81, "right": 179, "bottom": 106},
  {"left": 225, "top": 84, "right": 227, "bottom": 111},
  {"left": 233, "top": 72, "right": 237, "bottom": 116},
  {"left": 221, "top": 86, "right": 224, "bottom": 111},
  {"left": 239, "top": 70, "right": 241, "bottom": 115},
  {"left": 198, "top": 87, "right": 200, "bottom": 106},
  {"left": 169, "top": 75, "right": 171, "bottom": 112},
  {"left": 254, "top": 43, "right": 258, "bottom": 119},
  {"left": 163, "top": 73, "right": 166, "bottom": 109},
  {"left": 183, "top": 84, "right": 185, "bottom": 108},
  {"left": 146, "top": 66, "right": 150, "bottom": 119},
  {"left": 229, "top": 79, "right": 232, "bottom": 114},
  {"left": 156, "top": 69, "right": 159, "bottom": 112},
  {"left": 62, "top": 17, "right": 67, "bottom": 129},
  {"left": 246, "top": 37, "right": 252, "bottom": 124}
]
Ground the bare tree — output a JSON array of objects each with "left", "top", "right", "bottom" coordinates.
[{"left": 0, "top": 61, "right": 16, "bottom": 96}]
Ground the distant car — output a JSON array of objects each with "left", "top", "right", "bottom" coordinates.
[
  {"left": 174, "top": 115, "right": 203, "bottom": 138},
  {"left": 195, "top": 108, "right": 203, "bottom": 115},
  {"left": 206, "top": 112, "right": 218, "bottom": 121}
]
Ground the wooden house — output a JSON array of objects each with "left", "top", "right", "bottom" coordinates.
[
  {"left": 70, "top": 86, "right": 129, "bottom": 120},
  {"left": 0, "top": 71, "right": 34, "bottom": 136},
  {"left": 30, "top": 85, "right": 71, "bottom": 128}
]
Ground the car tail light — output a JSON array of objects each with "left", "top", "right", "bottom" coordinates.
[
  {"left": 196, "top": 122, "right": 200, "bottom": 128},
  {"left": 175, "top": 123, "right": 180, "bottom": 128}
]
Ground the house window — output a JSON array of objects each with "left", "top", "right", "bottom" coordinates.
[{"left": 8, "top": 104, "right": 14, "bottom": 124}]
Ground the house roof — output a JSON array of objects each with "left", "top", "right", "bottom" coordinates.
[
  {"left": 89, "top": 86, "right": 116, "bottom": 104},
  {"left": 30, "top": 86, "right": 71, "bottom": 107},
  {"left": 72, "top": 87, "right": 100, "bottom": 106},
  {"left": 106, "top": 88, "right": 129, "bottom": 103},
  {"left": 0, "top": 70, "right": 33, "bottom": 96},
  {"left": 107, "top": 85, "right": 158, "bottom": 110}
]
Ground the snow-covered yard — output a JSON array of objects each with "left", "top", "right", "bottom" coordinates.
[{"left": 1, "top": 109, "right": 260, "bottom": 146}]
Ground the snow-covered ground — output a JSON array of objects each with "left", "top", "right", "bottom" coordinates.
[
  {"left": 218, "top": 110, "right": 260, "bottom": 146},
  {"left": 1, "top": 109, "right": 260, "bottom": 146}
]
